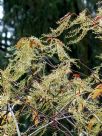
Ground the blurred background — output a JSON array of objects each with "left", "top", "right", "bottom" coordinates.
[{"left": 0, "top": 0, "right": 101, "bottom": 73}]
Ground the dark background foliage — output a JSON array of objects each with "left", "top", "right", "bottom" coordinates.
[{"left": 0, "top": 0, "right": 101, "bottom": 72}]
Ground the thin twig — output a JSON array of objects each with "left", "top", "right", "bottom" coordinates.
[
  {"left": 28, "top": 121, "right": 53, "bottom": 136},
  {"left": 78, "top": 60, "right": 102, "bottom": 83},
  {"left": 56, "top": 125, "right": 70, "bottom": 136},
  {"left": 54, "top": 105, "right": 76, "bottom": 127},
  {"left": 56, "top": 120, "right": 73, "bottom": 136},
  {"left": 28, "top": 115, "right": 74, "bottom": 136},
  {"left": 8, "top": 103, "right": 21, "bottom": 136},
  {"left": 93, "top": 113, "right": 102, "bottom": 123}
]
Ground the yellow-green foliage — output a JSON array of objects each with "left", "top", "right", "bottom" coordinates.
[{"left": 0, "top": 8, "right": 102, "bottom": 136}]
